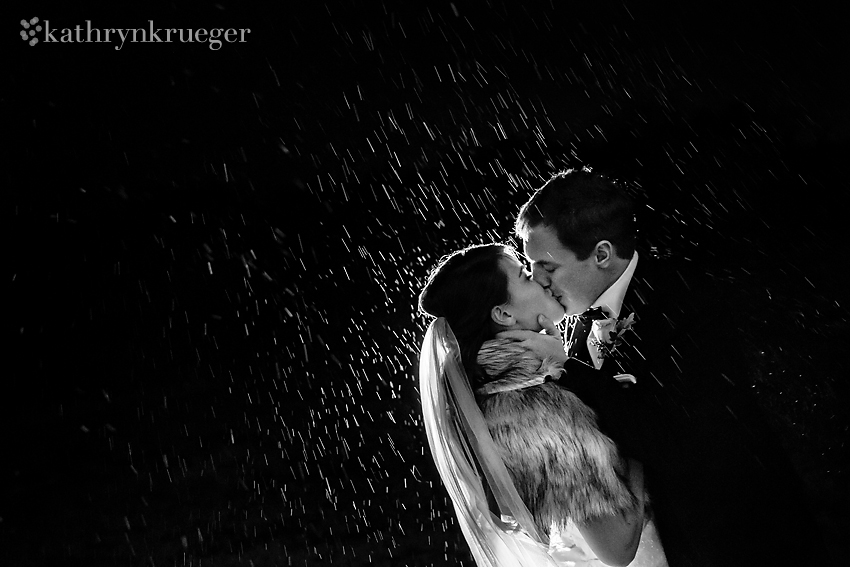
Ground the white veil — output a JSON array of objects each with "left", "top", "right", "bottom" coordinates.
[{"left": 419, "top": 318, "right": 591, "bottom": 566}]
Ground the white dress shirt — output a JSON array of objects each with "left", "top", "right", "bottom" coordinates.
[{"left": 587, "top": 252, "right": 639, "bottom": 369}]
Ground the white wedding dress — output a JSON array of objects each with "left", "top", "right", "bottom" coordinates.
[
  {"left": 420, "top": 318, "right": 668, "bottom": 567},
  {"left": 548, "top": 518, "right": 667, "bottom": 566}
]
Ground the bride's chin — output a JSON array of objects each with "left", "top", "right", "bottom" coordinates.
[{"left": 549, "top": 302, "right": 566, "bottom": 319}]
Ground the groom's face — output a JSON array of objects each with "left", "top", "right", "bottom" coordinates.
[{"left": 523, "top": 224, "right": 606, "bottom": 317}]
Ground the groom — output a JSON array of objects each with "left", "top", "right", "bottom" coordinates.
[{"left": 511, "top": 169, "right": 820, "bottom": 566}]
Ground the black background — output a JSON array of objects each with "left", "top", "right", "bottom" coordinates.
[{"left": 5, "top": 1, "right": 849, "bottom": 565}]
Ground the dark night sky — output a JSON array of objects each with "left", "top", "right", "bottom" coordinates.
[{"left": 5, "top": 1, "right": 849, "bottom": 565}]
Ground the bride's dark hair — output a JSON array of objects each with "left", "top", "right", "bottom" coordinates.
[{"left": 419, "top": 243, "right": 515, "bottom": 381}]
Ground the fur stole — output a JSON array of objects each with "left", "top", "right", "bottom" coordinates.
[{"left": 476, "top": 338, "right": 637, "bottom": 536}]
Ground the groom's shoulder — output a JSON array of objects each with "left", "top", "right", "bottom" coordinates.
[
  {"left": 627, "top": 256, "right": 755, "bottom": 382},
  {"left": 633, "top": 255, "right": 743, "bottom": 308},
  {"left": 628, "top": 255, "right": 752, "bottom": 346}
]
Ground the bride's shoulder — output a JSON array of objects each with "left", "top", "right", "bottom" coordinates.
[
  {"left": 480, "top": 336, "right": 528, "bottom": 351},
  {"left": 478, "top": 337, "right": 553, "bottom": 376},
  {"left": 478, "top": 337, "right": 531, "bottom": 361}
]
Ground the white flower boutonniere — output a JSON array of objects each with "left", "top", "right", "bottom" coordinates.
[{"left": 590, "top": 312, "right": 636, "bottom": 360}]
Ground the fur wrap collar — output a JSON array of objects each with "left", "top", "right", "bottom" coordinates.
[{"left": 476, "top": 338, "right": 638, "bottom": 535}]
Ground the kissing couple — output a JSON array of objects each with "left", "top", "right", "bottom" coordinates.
[{"left": 418, "top": 169, "right": 818, "bottom": 566}]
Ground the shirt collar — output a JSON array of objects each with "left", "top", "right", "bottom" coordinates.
[{"left": 591, "top": 252, "right": 638, "bottom": 318}]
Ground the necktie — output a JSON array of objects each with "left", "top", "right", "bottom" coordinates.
[{"left": 566, "top": 306, "right": 608, "bottom": 367}]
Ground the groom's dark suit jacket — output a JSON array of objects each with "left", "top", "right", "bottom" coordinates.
[{"left": 559, "top": 252, "right": 821, "bottom": 567}]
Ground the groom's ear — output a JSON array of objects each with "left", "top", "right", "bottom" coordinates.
[
  {"left": 490, "top": 304, "right": 515, "bottom": 327},
  {"left": 593, "top": 241, "right": 613, "bottom": 267}
]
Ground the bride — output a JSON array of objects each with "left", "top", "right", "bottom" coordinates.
[{"left": 418, "top": 243, "right": 667, "bottom": 567}]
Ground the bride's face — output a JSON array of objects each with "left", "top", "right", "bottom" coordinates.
[{"left": 497, "top": 255, "right": 565, "bottom": 330}]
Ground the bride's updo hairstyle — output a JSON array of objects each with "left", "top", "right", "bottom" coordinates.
[{"left": 419, "top": 243, "right": 514, "bottom": 381}]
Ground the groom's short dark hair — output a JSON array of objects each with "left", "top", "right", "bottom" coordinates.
[{"left": 514, "top": 168, "right": 636, "bottom": 261}]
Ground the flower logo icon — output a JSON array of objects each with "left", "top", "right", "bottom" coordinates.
[{"left": 20, "top": 17, "right": 42, "bottom": 46}]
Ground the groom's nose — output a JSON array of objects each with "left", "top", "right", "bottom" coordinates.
[{"left": 532, "top": 265, "right": 550, "bottom": 286}]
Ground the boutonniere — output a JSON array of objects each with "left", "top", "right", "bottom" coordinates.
[{"left": 590, "top": 312, "right": 636, "bottom": 359}]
